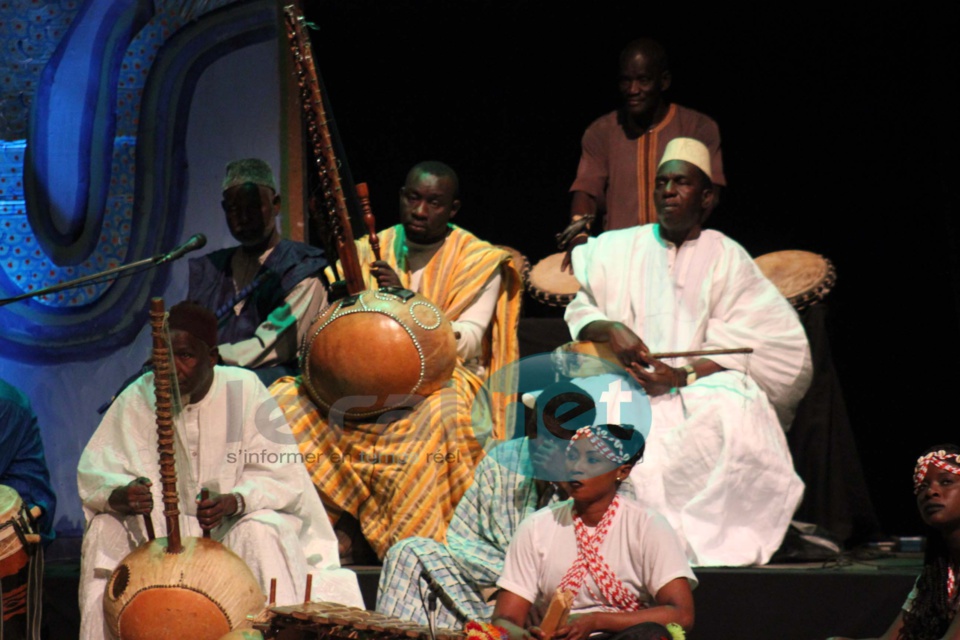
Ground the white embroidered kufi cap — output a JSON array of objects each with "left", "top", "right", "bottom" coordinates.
[
  {"left": 658, "top": 137, "right": 712, "bottom": 180},
  {"left": 222, "top": 158, "right": 277, "bottom": 192}
]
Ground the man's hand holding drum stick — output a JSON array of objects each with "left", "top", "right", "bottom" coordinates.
[{"left": 577, "top": 320, "right": 751, "bottom": 396}]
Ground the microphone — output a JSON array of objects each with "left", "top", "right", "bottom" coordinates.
[{"left": 155, "top": 233, "right": 207, "bottom": 265}]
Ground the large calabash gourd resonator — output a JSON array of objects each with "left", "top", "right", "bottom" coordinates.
[{"left": 301, "top": 287, "right": 457, "bottom": 420}]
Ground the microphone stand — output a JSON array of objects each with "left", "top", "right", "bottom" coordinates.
[
  {"left": 420, "top": 570, "right": 439, "bottom": 640},
  {"left": 0, "top": 242, "right": 197, "bottom": 308}
]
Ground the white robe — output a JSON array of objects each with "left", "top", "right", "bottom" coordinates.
[
  {"left": 77, "top": 366, "right": 363, "bottom": 640},
  {"left": 566, "top": 226, "right": 811, "bottom": 566}
]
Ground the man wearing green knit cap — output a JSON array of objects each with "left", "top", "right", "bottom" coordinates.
[{"left": 188, "top": 158, "right": 329, "bottom": 386}]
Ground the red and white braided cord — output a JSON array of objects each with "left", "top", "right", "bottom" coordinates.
[{"left": 557, "top": 496, "right": 640, "bottom": 611}]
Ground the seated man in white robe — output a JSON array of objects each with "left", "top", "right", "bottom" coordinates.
[
  {"left": 77, "top": 302, "right": 362, "bottom": 640},
  {"left": 565, "top": 137, "right": 812, "bottom": 566}
]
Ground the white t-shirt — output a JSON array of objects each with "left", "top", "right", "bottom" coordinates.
[{"left": 498, "top": 499, "right": 697, "bottom": 614}]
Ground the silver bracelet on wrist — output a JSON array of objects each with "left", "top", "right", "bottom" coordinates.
[{"left": 233, "top": 492, "right": 245, "bottom": 516}]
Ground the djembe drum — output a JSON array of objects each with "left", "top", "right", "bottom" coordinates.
[{"left": 0, "top": 485, "right": 41, "bottom": 639}]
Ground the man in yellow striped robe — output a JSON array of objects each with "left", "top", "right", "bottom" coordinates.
[{"left": 271, "top": 161, "right": 521, "bottom": 559}]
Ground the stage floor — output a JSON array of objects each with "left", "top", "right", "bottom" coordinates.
[
  {"left": 352, "top": 555, "right": 919, "bottom": 640},
  {"left": 43, "top": 539, "right": 923, "bottom": 640},
  {"left": 692, "top": 556, "right": 919, "bottom": 639},
  {"left": 43, "top": 543, "right": 919, "bottom": 640}
]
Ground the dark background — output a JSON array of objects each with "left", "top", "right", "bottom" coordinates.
[{"left": 303, "top": 0, "right": 960, "bottom": 536}]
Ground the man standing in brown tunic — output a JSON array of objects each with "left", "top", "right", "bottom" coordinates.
[{"left": 558, "top": 38, "right": 726, "bottom": 268}]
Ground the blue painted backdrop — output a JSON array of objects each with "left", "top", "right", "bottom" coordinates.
[{"left": 0, "top": 0, "right": 285, "bottom": 537}]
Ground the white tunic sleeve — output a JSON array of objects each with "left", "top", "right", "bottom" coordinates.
[{"left": 565, "top": 237, "right": 615, "bottom": 339}]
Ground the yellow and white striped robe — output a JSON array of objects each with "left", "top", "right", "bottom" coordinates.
[{"left": 271, "top": 225, "right": 521, "bottom": 558}]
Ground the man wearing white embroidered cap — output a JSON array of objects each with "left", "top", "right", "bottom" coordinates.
[
  {"left": 564, "top": 137, "right": 812, "bottom": 566},
  {"left": 187, "top": 158, "right": 329, "bottom": 387}
]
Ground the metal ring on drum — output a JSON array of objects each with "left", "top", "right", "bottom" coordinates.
[
  {"left": 301, "top": 287, "right": 458, "bottom": 420},
  {"left": 526, "top": 252, "right": 581, "bottom": 307},
  {"left": 754, "top": 250, "right": 837, "bottom": 311}
]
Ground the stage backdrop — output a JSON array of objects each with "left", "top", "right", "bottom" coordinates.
[
  {"left": 0, "top": 0, "right": 957, "bottom": 541},
  {"left": 0, "top": 0, "right": 287, "bottom": 537}
]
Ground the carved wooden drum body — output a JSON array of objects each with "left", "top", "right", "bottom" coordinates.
[
  {"left": 0, "top": 484, "right": 40, "bottom": 638},
  {"left": 495, "top": 245, "right": 531, "bottom": 288},
  {"left": 302, "top": 287, "right": 457, "bottom": 420},
  {"left": 104, "top": 536, "right": 264, "bottom": 640}
]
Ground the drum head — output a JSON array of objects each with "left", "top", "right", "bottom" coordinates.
[
  {"left": 527, "top": 252, "right": 580, "bottom": 306},
  {"left": 0, "top": 485, "right": 22, "bottom": 522},
  {"left": 754, "top": 250, "right": 836, "bottom": 309}
]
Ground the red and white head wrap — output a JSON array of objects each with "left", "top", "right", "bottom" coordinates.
[
  {"left": 913, "top": 449, "right": 960, "bottom": 494},
  {"left": 568, "top": 425, "right": 633, "bottom": 466}
]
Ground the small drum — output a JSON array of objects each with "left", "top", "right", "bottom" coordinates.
[
  {"left": 527, "top": 253, "right": 581, "bottom": 307},
  {"left": 0, "top": 485, "right": 41, "bottom": 639},
  {"left": 253, "top": 601, "right": 464, "bottom": 640},
  {"left": 495, "top": 245, "right": 531, "bottom": 288},
  {"left": 754, "top": 250, "right": 837, "bottom": 311}
]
